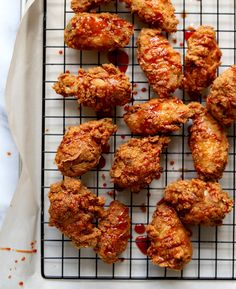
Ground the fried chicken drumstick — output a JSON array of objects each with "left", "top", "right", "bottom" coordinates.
[
  {"left": 146, "top": 202, "right": 192, "bottom": 271},
  {"left": 110, "top": 136, "right": 170, "bottom": 192},
  {"left": 124, "top": 0, "right": 178, "bottom": 33},
  {"left": 71, "top": 0, "right": 113, "bottom": 12},
  {"left": 184, "top": 26, "right": 222, "bottom": 98},
  {"left": 137, "top": 28, "right": 182, "bottom": 98},
  {"left": 55, "top": 119, "right": 117, "bottom": 177},
  {"left": 188, "top": 103, "right": 229, "bottom": 181},
  {"left": 94, "top": 200, "right": 130, "bottom": 263},
  {"left": 65, "top": 13, "right": 134, "bottom": 51},
  {"left": 207, "top": 65, "right": 236, "bottom": 126},
  {"left": 164, "top": 179, "right": 233, "bottom": 226},
  {"left": 124, "top": 97, "right": 193, "bottom": 135},
  {"left": 53, "top": 64, "right": 132, "bottom": 113},
  {"left": 48, "top": 177, "right": 105, "bottom": 248}
]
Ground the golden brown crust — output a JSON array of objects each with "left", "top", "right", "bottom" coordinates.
[
  {"left": 183, "top": 26, "right": 222, "bottom": 98},
  {"left": 164, "top": 179, "right": 234, "bottom": 226},
  {"left": 55, "top": 119, "right": 117, "bottom": 177},
  {"left": 126, "top": 0, "right": 178, "bottom": 33},
  {"left": 146, "top": 203, "right": 192, "bottom": 271},
  {"left": 206, "top": 66, "right": 236, "bottom": 126},
  {"left": 188, "top": 103, "right": 229, "bottom": 180},
  {"left": 53, "top": 64, "right": 132, "bottom": 113},
  {"left": 110, "top": 136, "right": 170, "bottom": 192},
  {"left": 48, "top": 177, "right": 105, "bottom": 249},
  {"left": 71, "top": 0, "right": 113, "bottom": 12},
  {"left": 94, "top": 200, "right": 130, "bottom": 263},
  {"left": 64, "top": 13, "right": 134, "bottom": 51},
  {"left": 124, "top": 97, "right": 192, "bottom": 135},
  {"left": 137, "top": 28, "right": 183, "bottom": 98}
]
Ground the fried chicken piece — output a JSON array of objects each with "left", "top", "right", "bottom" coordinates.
[
  {"left": 125, "top": 0, "right": 178, "bottom": 33},
  {"left": 94, "top": 200, "right": 130, "bottom": 263},
  {"left": 48, "top": 177, "right": 105, "bottom": 249},
  {"left": 124, "top": 97, "right": 192, "bottom": 135},
  {"left": 55, "top": 119, "right": 117, "bottom": 177},
  {"left": 71, "top": 0, "right": 113, "bottom": 12},
  {"left": 53, "top": 64, "right": 132, "bottom": 113},
  {"left": 146, "top": 202, "right": 192, "bottom": 271},
  {"left": 64, "top": 13, "right": 134, "bottom": 52},
  {"left": 137, "top": 28, "right": 183, "bottom": 98},
  {"left": 188, "top": 103, "right": 229, "bottom": 180},
  {"left": 110, "top": 136, "right": 170, "bottom": 192},
  {"left": 183, "top": 26, "right": 222, "bottom": 98},
  {"left": 164, "top": 179, "right": 233, "bottom": 226},
  {"left": 206, "top": 66, "right": 236, "bottom": 126}
]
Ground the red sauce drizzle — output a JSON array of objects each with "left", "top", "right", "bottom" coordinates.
[
  {"left": 140, "top": 203, "right": 146, "bottom": 213},
  {"left": 135, "top": 236, "right": 149, "bottom": 255},
  {"left": 185, "top": 31, "right": 194, "bottom": 41},
  {"left": 18, "top": 282, "right": 24, "bottom": 287},
  {"left": 141, "top": 87, "right": 147, "bottom": 93},
  {"left": 21, "top": 257, "right": 26, "bottom": 261},
  {"left": 0, "top": 247, "right": 11, "bottom": 251},
  {"left": 97, "top": 156, "right": 106, "bottom": 169},
  {"left": 15, "top": 249, "right": 37, "bottom": 254},
  {"left": 121, "top": 135, "right": 126, "bottom": 139},
  {"left": 107, "top": 49, "right": 129, "bottom": 73},
  {"left": 58, "top": 50, "right": 63, "bottom": 55},
  {"left": 170, "top": 160, "right": 175, "bottom": 166},
  {"left": 134, "top": 224, "right": 146, "bottom": 234}
]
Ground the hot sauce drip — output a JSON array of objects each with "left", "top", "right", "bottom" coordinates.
[
  {"left": 135, "top": 236, "right": 149, "bottom": 255},
  {"left": 97, "top": 156, "right": 106, "bottom": 169},
  {"left": 107, "top": 49, "right": 129, "bottom": 73},
  {"left": 134, "top": 224, "right": 146, "bottom": 234},
  {"left": 185, "top": 31, "right": 194, "bottom": 41}
]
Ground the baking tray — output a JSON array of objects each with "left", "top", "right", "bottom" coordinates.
[{"left": 41, "top": 0, "right": 236, "bottom": 280}]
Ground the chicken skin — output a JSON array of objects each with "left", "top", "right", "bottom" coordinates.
[
  {"left": 110, "top": 136, "right": 170, "bottom": 192},
  {"left": 137, "top": 28, "right": 183, "bottom": 98},
  {"left": 146, "top": 202, "right": 192, "bottom": 271},
  {"left": 94, "top": 200, "right": 130, "bottom": 263},
  {"left": 71, "top": 0, "right": 113, "bottom": 12},
  {"left": 188, "top": 103, "right": 229, "bottom": 180},
  {"left": 53, "top": 64, "right": 132, "bottom": 113},
  {"left": 55, "top": 119, "right": 117, "bottom": 177},
  {"left": 184, "top": 26, "right": 222, "bottom": 98},
  {"left": 125, "top": 0, "right": 178, "bottom": 33},
  {"left": 48, "top": 177, "right": 105, "bottom": 249},
  {"left": 207, "top": 66, "right": 236, "bottom": 126},
  {"left": 64, "top": 13, "right": 134, "bottom": 51},
  {"left": 124, "top": 97, "right": 192, "bottom": 135},
  {"left": 164, "top": 179, "right": 233, "bottom": 226}
]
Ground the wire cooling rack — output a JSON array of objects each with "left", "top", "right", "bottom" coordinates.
[{"left": 41, "top": 0, "right": 236, "bottom": 280}]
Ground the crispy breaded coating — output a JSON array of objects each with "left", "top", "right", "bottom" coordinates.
[
  {"left": 125, "top": 0, "right": 178, "bottom": 33},
  {"left": 183, "top": 26, "right": 222, "bottom": 98},
  {"left": 164, "top": 179, "right": 233, "bottom": 226},
  {"left": 64, "top": 13, "right": 134, "bottom": 51},
  {"left": 146, "top": 202, "right": 192, "bottom": 271},
  {"left": 110, "top": 136, "right": 170, "bottom": 192},
  {"left": 48, "top": 177, "right": 105, "bottom": 249},
  {"left": 55, "top": 119, "right": 117, "bottom": 177},
  {"left": 188, "top": 103, "right": 229, "bottom": 180},
  {"left": 137, "top": 28, "right": 183, "bottom": 98},
  {"left": 53, "top": 64, "right": 132, "bottom": 113},
  {"left": 124, "top": 97, "right": 192, "bottom": 135},
  {"left": 94, "top": 200, "right": 130, "bottom": 263},
  {"left": 71, "top": 0, "right": 113, "bottom": 12},
  {"left": 207, "top": 66, "right": 236, "bottom": 126}
]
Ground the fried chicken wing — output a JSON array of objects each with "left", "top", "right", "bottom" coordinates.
[
  {"left": 206, "top": 66, "right": 236, "bottom": 126},
  {"left": 55, "top": 119, "right": 117, "bottom": 177},
  {"left": 188, "top": 103, "right": 229, "bottom": 180},
  {"left": 146, "top": 202, "right": 192, "bottom": 271},
  {"left": 183, "top": 26, "right": 222, "bottom": 98},
  {"left": 125, "top": 0, "right": 178, "bottom": 33},
  {"left": 137, "top": 28, "right": 183, "bottom": 98},
  {"left": 124, "top": 97, "right": 192, "bottom": 135},
  {"left": 164, "top": 179, "right": 233, "bottom": 226},
  {"left": 64, "top": 13, "right": 134, "bottom": 51},
  {"left": 71, "top": 0, "right": 113, "bottom": 12},
  {"left": 110, "top": 136, "right": 170, "bottom": 192},
  {"left": 94, "top": 200, "right": 130, "bottom": 263},
  {"left": 48, "top": 177, "right": 105, "bottom": 249},
  {"left": 53, "top": 64, "right": 132, "bottom": 113}
]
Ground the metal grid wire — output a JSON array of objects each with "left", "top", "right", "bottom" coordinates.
[{"left": 41, "top": 0, "right": 236, "bottom": 280}]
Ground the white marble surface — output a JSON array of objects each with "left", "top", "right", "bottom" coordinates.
[{"left": 0, "top": 1, "right": 23, "bottom": 227}]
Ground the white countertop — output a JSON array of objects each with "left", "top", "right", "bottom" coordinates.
[{"left": 0, "top": 1, "right": 24, "bottom": 227}]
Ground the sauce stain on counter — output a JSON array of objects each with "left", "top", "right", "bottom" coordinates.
[{"left": 107, "top": 49, "right": 129, "bottom": 73}]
